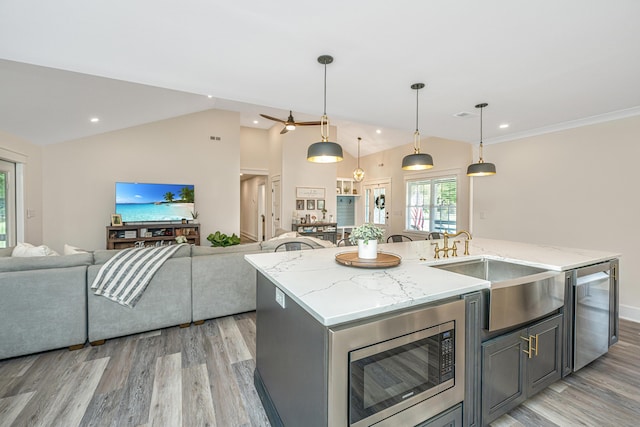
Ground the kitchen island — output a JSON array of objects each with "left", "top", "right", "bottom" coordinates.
[{"left": 245, "top": 238, "right": 620, "bottom": 427}]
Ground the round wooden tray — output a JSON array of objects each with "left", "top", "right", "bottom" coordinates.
[{"left": 335, "top": 251, "right": 401, "bottom": 268}]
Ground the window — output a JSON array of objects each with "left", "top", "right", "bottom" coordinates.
[
  {"left": 405, "top": 176, "right": 457, "bottom": 233},
  {"left": 0, "top": 159, "right": 16, "bottom": 248}
]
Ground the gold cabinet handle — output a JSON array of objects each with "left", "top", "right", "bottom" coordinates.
[
  {"left": 521, "top": 334, "right": 539, "bottom": 358},
  {"left": 521, "top": 336, "right": 533, "bottom": 358}
]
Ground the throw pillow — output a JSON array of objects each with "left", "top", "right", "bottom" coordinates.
[
  {"left": 12, "top": 242, "right": 60, "bottom": 257},
  {"left": 64, "top": 244, "right": 89, "bottom": 255}
]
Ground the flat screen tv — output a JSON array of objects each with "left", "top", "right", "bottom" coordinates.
[{"left": 115, "top": 182, "right": 195, "bottom": 223}]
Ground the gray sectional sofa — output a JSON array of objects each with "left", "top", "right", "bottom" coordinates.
[{"left": 0, "top": 235, "right": 332, "bottom": 359}]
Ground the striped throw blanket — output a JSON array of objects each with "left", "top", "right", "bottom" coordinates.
[{"left": 91, "top": 244, "right": 186, "bottom": 308}]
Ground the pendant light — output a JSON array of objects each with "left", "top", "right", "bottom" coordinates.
[
  {"left": 402, "top": 83, "right": 433, "bottom": 170},
  {"left": 307, "top": 55, "right": 343, "bottom": 163},
  {"left": 353, "top": 137, "right": 365, "bottom": 182},
  {"left": 467, "top": 103, "right": 497, "bottom": 176}
]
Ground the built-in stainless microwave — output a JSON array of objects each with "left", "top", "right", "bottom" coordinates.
[{"left": 328, "top": 299, "right": 465, "bottom": 427}]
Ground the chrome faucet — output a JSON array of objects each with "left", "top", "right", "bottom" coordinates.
[{"left": 431, "top": 230, "right": 472, "bottom": 258}]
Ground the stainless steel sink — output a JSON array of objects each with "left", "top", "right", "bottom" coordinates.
[{"left": 433, "top": 258, "right": 565, "bottom": 331}]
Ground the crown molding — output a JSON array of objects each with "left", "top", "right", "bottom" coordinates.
[{"left": 485, "top": 106, "right": 640, "bottom": 145}]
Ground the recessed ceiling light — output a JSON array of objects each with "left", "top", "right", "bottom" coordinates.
[
  {"left": 253, "top": 120, "right": 259, "bottom": 124},
  {"left": 376, "top": 129, "right": 382, "bottom": 134},
  {"left": 499, "top": 123, "right": 509, "bottom": 129},
  {"left": 207, "top": 94, "right": 213, "bottom": 99},
  {"left": 90, "top": 117, "right": 99, "bottom": 123}
]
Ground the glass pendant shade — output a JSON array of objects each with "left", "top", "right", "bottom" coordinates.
[
  {"left": 308, "top": 55, "right": 343, "bottom": 163},
  {"left": 402, "top": 83, "right": 433, "bottom": 170},
  {"left": 467, "top": 103, "right": 496, "bottom": 176}
]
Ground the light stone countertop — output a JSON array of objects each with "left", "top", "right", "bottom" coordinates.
[{"left": 245, "top": 237, "right": 620, "bottom": 327}]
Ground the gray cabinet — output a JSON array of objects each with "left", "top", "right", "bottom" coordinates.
[
  {"left": 481, "top": 313, "right": 563, "bottom": 425},
  {"left": 463, "top": 292, "right": 482, "bottom": 427},
  {"left": 416, "top": 404, "right": 462, "bottom": 427}
]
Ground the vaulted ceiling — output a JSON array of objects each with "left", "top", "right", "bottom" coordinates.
[{"left": 1, "top": 1, "right": 639, "bottom": 157}]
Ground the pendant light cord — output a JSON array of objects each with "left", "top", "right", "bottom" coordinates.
[
  {"left": 357, "top": 137, "right": 361, "bottom": 168},
  {"left": 415, "top": 87, "right": 419, "bottom": 133},
  {"left": 320, "top": 60, "right": 329, "bottom": 142},
  {"left": 413, "top": 85, "right": 421, "bottom": 153},
  {"left": 479, "top": 105, "right": 484, "bottom": 162},
  {"left": 323, "top": 62, "right": 327, "bottom": 115}
]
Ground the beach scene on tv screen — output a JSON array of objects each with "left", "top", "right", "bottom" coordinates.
[{"left": 115, "top": 182, "right": 195, "bottom": 222}]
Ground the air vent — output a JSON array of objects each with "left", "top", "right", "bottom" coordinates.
[{"left": 453, "top": 111, "right": 476, "bottom": 118}]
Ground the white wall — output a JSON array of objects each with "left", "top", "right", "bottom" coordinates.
[
  {"left": 472, "top": 115, "right": 640, "bottom": 321},
  {"left": 240, "top": 126, "right": 269, "bottom": 171},
  {"left": 41, "top": 109, "right": 241, "bottom": 252},
  {"left": 281, "top": 126, "right": 338, "bottom": 227},
  {"left": 357, "top": 136, "right": 473, "bottom": 238},
  {"left": 0, "top": 130, "right": 43, "bottom": 245}
]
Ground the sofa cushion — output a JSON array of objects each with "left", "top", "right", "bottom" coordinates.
[
  {"left": 12, "top": 242, "right": 59, "bottom": 257},
  {"left": 0, "top": 252, "right": 93, "bottom": 273},
  {"left": 92, "top": 244, "right": 192, "bottom": 265},
  {"left": 191, "top": 242, "right": 262, "bottom": 257},
  {"left": 64, "top": 243, "right": 91, "bottom": 255},
  {"left": 0, "top": 247, "right": 14, "bottom": 257}
]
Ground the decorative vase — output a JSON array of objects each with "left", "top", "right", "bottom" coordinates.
[{"left": 358, "top": 239, "right": 378, "bottom": 259}]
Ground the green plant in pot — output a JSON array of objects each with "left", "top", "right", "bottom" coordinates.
[
  {"left": 207, "top": 231, "right": 241, "bottom": 247},
  {"left": 349, "top": 223, "right": 384, "bottom": 259}
]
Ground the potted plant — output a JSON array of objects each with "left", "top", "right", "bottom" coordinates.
[
  {"left": 207, "top": 231, "right": 241, "bottom": 247},
  {"left": 191, "top": 211, "right": 199, "bottom": 224},
  {"left": 349, "top": 223, "right": 384, "bottom": 259}
]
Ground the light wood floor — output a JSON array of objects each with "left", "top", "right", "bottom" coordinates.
[{"left": 1, "top": 314, "right": 638, "bottom": 427}]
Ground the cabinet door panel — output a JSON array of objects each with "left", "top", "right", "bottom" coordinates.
[
  {"left": 481, "top": 329, "right": 526, "bottom": 425},
  {"left": 527, "top": 314, "right": 563, "bottom": 396}
]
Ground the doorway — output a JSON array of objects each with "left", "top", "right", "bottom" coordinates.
[
  {"left": 271, "top": 176, "right": 281, "bottom": 237},
  {"left": 258, "top": 183, "right": 266, "bottom": 241},
  {"left": 363, "top": 179, "right": 391, "bottom": 236}
]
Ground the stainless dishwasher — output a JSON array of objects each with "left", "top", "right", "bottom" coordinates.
[{"left": 573, "top": 261, "right": 617, "bottom": 371}]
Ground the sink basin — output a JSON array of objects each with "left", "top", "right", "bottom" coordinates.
[
  {"left": 432, "top": 258, "right": 547, "bottom": 281},
  {"left": 433, "top": 258, "right": 565, "bottom": 331}
]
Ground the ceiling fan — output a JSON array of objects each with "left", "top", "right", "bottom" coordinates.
[{"left": 259, "top": 110, "right": 321, "bottom": 134}]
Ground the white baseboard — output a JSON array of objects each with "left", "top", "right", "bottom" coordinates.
[
  {"left": 620, "top": 304, "right": 640, "bottom": 323},
  {"left": 241, "top": 230, "right": 257, "bottom": 241}
]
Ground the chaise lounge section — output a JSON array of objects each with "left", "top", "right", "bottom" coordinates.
[{"left": 0, "top": 248, "right": 93, "bottom": 360}]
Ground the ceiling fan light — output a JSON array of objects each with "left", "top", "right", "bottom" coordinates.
[
  {"left": 467, "top": 161, "right": 496, "bottom": 176},
  {"left": 285, "top": 123, "right": 296, "bottom": 131},
  {"left": 307, "top": 140, "right": 344, "bottom": 163},
  {"left": 402, "top": 152, "right": 434, "bottom": 170}
]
